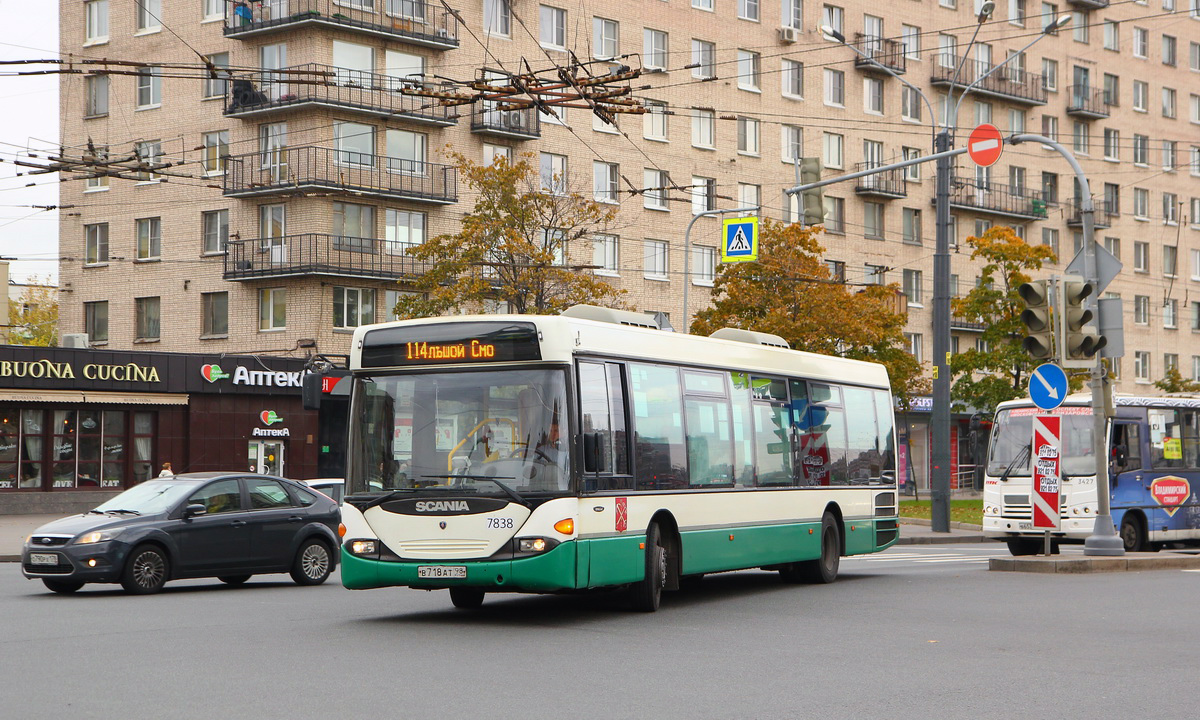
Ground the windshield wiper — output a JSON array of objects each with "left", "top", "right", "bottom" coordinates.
[
  {"left": 998, "top": 444, "right": 1031, "bottom": 483},
  {"left": 357, "top": 489, "right": 416, "bottom": 511},
  {"left": 419, "top": 474, "right": 530, "bottom": 508},
  {"left": 104, "top": 509, "right": 141, "bottom": 515}
]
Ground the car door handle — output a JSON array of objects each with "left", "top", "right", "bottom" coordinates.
[
  {"left": 288, "top": 515, "right": 303, "bottom": 523},
  {"left": 230, "top": 520, "right": 247, "bottom": 527}
]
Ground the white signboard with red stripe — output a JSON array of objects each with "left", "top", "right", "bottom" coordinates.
[{"left": 1032, "top": 415, "right": 1061, "bottom": 531}]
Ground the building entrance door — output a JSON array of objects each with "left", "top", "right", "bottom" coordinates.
[{"left": 249, "top": 440, "right": 285, "bottom": 477}]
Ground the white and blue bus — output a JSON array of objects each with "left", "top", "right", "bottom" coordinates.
[
  {"left": 985, "top": 394, "right": 1200, "bottom": 554},
  {"left": 338, "top": 306, "right": 900, "bottom": 610}
]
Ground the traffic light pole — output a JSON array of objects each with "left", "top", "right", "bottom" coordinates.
[
  {"left": 931, "top": 130, "right": 953, "bottom": 533},
  {"left": 1011, "top": 133, "right": 1123, "bottom": 556}
]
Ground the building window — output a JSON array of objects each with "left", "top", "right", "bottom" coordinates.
[
  {"left": 1165, "top": 300, "right": 1179, "bottom": 329},
  {"left": 135, "top": 297, "right": 161, "bottom": 341},
  {"left": 693, "top": 0, "right": 714, "bottom": 9},
  {"left": 1103, "top": 129, "right": 1119, "bottom": 161},
  {"left": 333, "top": 287, "right": 375, "bottom": 329},
  {"left": 385, "top": 209, "right": 425, "bottom": 254},
  {"left": 85, "top": 0, "right": 109, "bottom": 44},
  {"left": 85, "top": 74, "right": 109, "bottom": 117},
  {"left": 905, "top": 333, "right": 924, "bottom": 362},
  {"left": 334, "top": 121, "right": 375, "bottom": 167},
  {"left": 644, "top": 29, "right": 668, "bottom": 70},
  {"left": 691, "top": 176, "right": 715, "bottom": 214},
  {"left": 901, "top": 86, "right": 922, "bottom": 122},
  {"left": 1041, "top": 227, "right": 1059, "bottom": 255},
  {"left": 1134, "top": 240, "right": 1149, "bottom": 271},
  {"left": 484, "top": 144, "right": 511, "bottom": 166},
  {"left": 1133, "top": 27, "right": 1148, "bottom": 58},
  {"left": 84, "top": 301, "right": 108, "bottom": 343},
  {"left": 1072, "top": 121, "right": 1089, "bottom": 154},
  {"left": 781, "top": 125, "right": 802, "bottom": 163},
  {"left": 201, "top": 292, "right": 228, "bottom": 337},
  {"left": 691, "top": 40, "right": 715, "bottom": 79},
  {"left": 1133, "top": 80, "right": 1148, "bottom": 112},
  {"left": 824, "top": 69, "right": 845, "bottom": 106},
  {"left": 1164, "top": 88, "right": 1177, "bottom": 118},
  {"left": 539, "top": 5, "right": 567, "bottom": 49},
  {"left": 692, "top": 245, "right": 717, "bottom": 285},
  {"left": 135, "top": 66, "right": 161, "bottom": 109},
  {"left": 903, "top": 208, "right": 922, "bottom": 244},
  {"left": 593, "top": 161, "right": 619, "bottom": 203},
  {"left": 823, "top": 5, "right": 844, "bottom": 35},
  {"left": 864, "top": 202, "right": 884, "bottom": 239},
  {"left": 738, "top": 183, "right": 760, "bottom": 211},
  {"left": 824, "top": 197, "right": 845, "bottom": 233},
  {"left": 202, "top": 210, "right": 228, "bottom": 254},
  {"left": 484, "top": 0, "right": 511, "bottom": 36},
  {"left": 1041, "top": 115, "right": 1058, "bottom": 143},
  {"left": 901, "top": 24, "right": 921, "bottom": 59},
  {"left": 1103, "top": 74, "right": 1119, "bottom": 106},
  {"left": 644, "top": 239, "right": 668, "bottom": 279},
  {"left": 1134, "top": 351, "right": 1150, "bottom": 381},
  {"left": 863, "top": 77, "right": 884, "bottom": 114},
  {"left": 202, "top": 130, "right": 228, "bottom": 175},
  {"left": 592, "top": 17, "right": 619, "bottom": 60},
  {"left": 136, "top": 217, "right": 161, "bottom": 260},
  {"left": 593, "top": 234, "right": 619, "bottom": 275},
  {"left": 539, "top": 152, "right": 568, "bottom": 193},
  {"left": 136, "top": 0, "right": 161, "bottom": 32},
  {"left": 1134, "top": 295, "right": 1150, "bottom": 324},
  {"left": 1133, "top": 135, "right": 1149, "bottom": 165},
  {"left": 902, "top": 147, "right": 921, "bottom": 181},
  {"left": 1164, "top": 141, "right": 1178, "bottom": 172},
  {"left": 643, "top": 100, "right": 668, "bottom": 141},
  {"left": 259, "top": 288, "right": 286, "bottom": 331},
  {"left": 903, "top": 269, "right": 924, "bottom": 306},
  {"left": 737, "top": 117, "right": 760, "bottom": 155},
  {"left": 825, "top": 260, "right": 846, "bottom": 283},
  {"left": 201, "top": 53, "right": 230, "bottom": 99},
  {"left": 334, "top": 202, "right": 376, "bottom": 251},
  {"left": 737, "top": 50, "right": 761, "bottom": 91},
  {"left": 782, "top": 59, "right": 803, "bottom": 98},
  {"left": 1164, "top": 34, "right": 1178, "bottom": 66},
  {"left": 738, "top": 0, "right": 761, "bottom": 20},
  {"left": 84, "top": 223, "right": 109, "bottom": 265},
  {"left": 85, "top": 146, "right": 109, "bottom": 191},
  {"left": 1103, "top": 235, "right": 1120, "bottom": 259},
  {"left": 1164, "top": 193, "right": 1180, "bottom": 225},
  {"left": 691, "top": 109, "right": 715, "bottom": 148},
  {"left": 1042, "top": 58, "right": 1058, "bottom": 91},
  {"left": 823, "top": 132, "right": 844, "bottom": 169},
  {"left": 644, "top": 169, "right": 669, "bottom": 210}
]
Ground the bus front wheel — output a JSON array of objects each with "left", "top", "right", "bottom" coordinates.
[
  {"left": 449, "top": 587, "right": 485, "bottom": 609},
  {"left": 629, "top": 523, "right": 666, "bottom": 612},
  {"left": 782, "top": 511, "right": 841, "bottom": 584},
  {"left": 1006, "top": 538, "right": 1041, "bottom": 556},
  {"left": 1120, "top": 514, "right": 1149, "bottom": 553}
]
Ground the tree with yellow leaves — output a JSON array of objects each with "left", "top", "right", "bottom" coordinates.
[{"left": 6, "top": 280, "right": 58, "bottom": 346}]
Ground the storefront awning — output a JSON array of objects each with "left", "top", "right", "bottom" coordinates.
[{"left": 0, "top": 389, "right": 189, "bottom": 405}]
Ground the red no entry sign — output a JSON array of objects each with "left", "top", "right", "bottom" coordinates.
[{"left": 967, "top": 123, "right": 1004, "bottom": 167}]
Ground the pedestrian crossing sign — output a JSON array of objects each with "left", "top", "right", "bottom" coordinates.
[{"left": 721, "top": 217, "right": 758, "bottom": 263}]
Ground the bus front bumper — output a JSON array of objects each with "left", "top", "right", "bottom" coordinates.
[
  {"left": 341, "top": 540, "right": 577, "bottom": 592},
  {"left": 983, "top": 515, "right": 1095, "bottom": 540}
]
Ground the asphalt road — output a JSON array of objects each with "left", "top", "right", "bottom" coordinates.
[{"left": 4, "top": 545, "right": 1199, "bottom": 719}]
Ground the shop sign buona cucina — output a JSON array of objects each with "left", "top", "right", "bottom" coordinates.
[{"left": 0, "top": 359, "right": 160, "bottom": 383}]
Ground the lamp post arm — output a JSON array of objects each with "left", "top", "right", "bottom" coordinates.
[{"left": 950, "top": 33, "right": 1047, "bottom": 132}]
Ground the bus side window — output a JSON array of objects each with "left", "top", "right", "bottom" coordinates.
[
  {"left": 578, "top": 361, "right": 632, "bottom": 491},
  {"left": 1151, "top": 410, "right": 1185, "bottom": 470},
  {"left": 804, "top": 383, "right": 849, "bottom": 486},
  {"left": 843, "top": 386, "right": 881, "bottom": 484},
  {"left": 1183, "top": 411, "right": 1200, "bottom": 469},
  {"left": 629, "top": 363, "right": 688, "bottom": 490},
  {"left": 730, "top": 373, "right": 756, "bottom": 487}
]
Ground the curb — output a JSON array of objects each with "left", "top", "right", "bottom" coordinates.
[{"left": 990, "top": 552, "right": 1200, "bottom": 573}]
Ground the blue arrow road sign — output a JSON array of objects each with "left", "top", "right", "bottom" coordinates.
[{"left": 1029, "top": 363, "right": 1069, "bottom": 411}]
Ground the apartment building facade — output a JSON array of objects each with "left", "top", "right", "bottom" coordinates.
[{"left": 60, "top": 2, "right": 1200, "bottom": 442}]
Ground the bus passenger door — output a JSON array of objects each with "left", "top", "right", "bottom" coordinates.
[{"left": 1109, "top": 421, "right": 1144, "bottom": 515}]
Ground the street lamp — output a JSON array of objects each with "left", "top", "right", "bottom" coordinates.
[
  {"left": 823, "top": 8, "right": 1070, "bottom": 532},
  {"left": 681, "top": 205, "right": 758, "bottom": 333}
]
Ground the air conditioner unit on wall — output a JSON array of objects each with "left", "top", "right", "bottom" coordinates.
[
  {"left": 62, "top": 333, "right": 89, "bottom": 349},
  {"left": 502, "top": 112, "right": 526, "bottom": 130},
  {"left": 778, "top": 27, "right": 799, "bottom": 43}
]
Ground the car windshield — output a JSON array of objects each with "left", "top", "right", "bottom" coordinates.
[
  {"left": 350, "top": 368, "right": 570, "bottom": 497},
  {"left": 987, "top": 407, "right": 1096, "bottom": 477},
  {"left": 93, "top": 480, "right": 194, "bottom": 515}
]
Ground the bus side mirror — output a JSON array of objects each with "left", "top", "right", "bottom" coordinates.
[{"left": 583, "top": 432, "right": 605, "bottom": 473}]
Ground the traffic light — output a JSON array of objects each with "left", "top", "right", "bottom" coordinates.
[
  {"left": 1059, "top": 275, "right": 1106, "bottom": 367},
  {"left": 1017, "top": 279, "right": 1054, "bottom": 360},
  {"left": 798, "top": 157, "right": 826, "bottom": 226}
]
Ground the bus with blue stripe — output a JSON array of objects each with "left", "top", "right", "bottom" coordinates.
[{"left": 338, "top": 305, "right": 900, "bottom": 610}]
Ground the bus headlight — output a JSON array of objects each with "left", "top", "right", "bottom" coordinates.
[
  {"left": 518, "top": 538, "right": 547, "bottom": 553},
  {"left": 350, "top": 540, "right": 378, "bottom": 555}
]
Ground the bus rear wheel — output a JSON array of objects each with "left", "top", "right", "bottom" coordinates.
[
  {"left": 629, "top": 523, "right": 666, "bottom": 612},
  {"left": 1120, "top": 514, "right": 1148, "bottom": 552},
  {"left": 449, "top": 587, "right": 485, "bottom": 609},
  {"left": 782, "top": 511, "right": 840, "bottom": 584}
]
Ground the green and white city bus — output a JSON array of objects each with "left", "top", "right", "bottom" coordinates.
[{"left": 339, "top": 305, "right": 900, "bottom": 611}]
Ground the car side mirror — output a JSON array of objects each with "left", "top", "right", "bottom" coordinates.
[
  {"left": 183, "top": 503, "right": 207, "bottom": 519},
  {"left": 583, "top": 432, "right": 605, "bottom": 473}
]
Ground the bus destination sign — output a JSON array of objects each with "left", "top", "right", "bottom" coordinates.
[{"left": 362, "top": 322, "right": 542, "bottom": 368}]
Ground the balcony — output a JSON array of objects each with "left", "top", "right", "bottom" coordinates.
[
  {"left": 852, "top": 34, "right": 907, "bottom": 75},
  {"left": 945, "top": 176, "right": 1048, "bottom": 220},
  {"left": 853, "top": 163, "right": 907, "bottom": 198},
  {"left": 223, "top": 234, "right": 430, "bottom": 281},
  {"left": 1066, "top": 85, "right": 1111, "bottom": 119},
  {"left": 931, "top": 55, "right": 1047, "bottom": 106},
  {"left": 1066, "top": 198, "right": 1117, "bottom": 228},
  {"left": 225, "top": 0, "right": 459, "bottom": 50},
  {"left": 1066, "top": 0, "right": 1109, "bottom": 8},
  {"left": 470, "top": 106, "right": 541, "bottom": 140},
  {"left": 224, "top": 146, "right": 457, "bottom": 204},
  {"left": 225, "top": 67, "right": 457, "bottom": 126},
  {"left": 950, "top": 314, "right": 987, "bottom": 332}
]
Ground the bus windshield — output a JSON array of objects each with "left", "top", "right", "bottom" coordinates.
[
  {"left": 987, "top": 407, "right": 1097, "bottom": 477},
  {"left": 350, "top": 368, "right": 571, "bottom": 497}
]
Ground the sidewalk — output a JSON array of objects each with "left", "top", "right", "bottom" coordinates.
[
  {"left": 1, "top": 514, "right": 66, "bottom": 562},
  {"left": 897, "top": 517, "right": 994, "bottom": 545}
]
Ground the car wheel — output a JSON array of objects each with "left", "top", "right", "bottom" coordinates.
[
  {"left": 449, "top": 587, "right": 485, "bottom": 609},
  {"left": 290, "top": 538, "right": 332, "bottom": 586},
  {"left": 121, "top": 545, "right": 169, "bottom": 595},
  {"left": 42, "top": 578, "right": 84, "bottom": 594},
  {"left": 218, "top": 575, "right": 252, "bottom": 586}
]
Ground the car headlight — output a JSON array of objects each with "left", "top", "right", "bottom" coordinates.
[{"left": 75, "top": 528, "right": 123, "bottom": 545}]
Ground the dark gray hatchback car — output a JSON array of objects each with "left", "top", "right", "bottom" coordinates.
[{"left": 22, "top": 472, "right": 340, "bottom": 595}]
